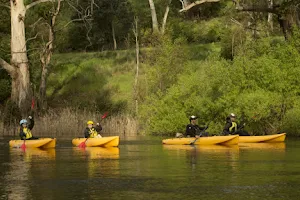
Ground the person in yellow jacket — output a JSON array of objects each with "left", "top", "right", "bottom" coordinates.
[
  {"left": 84, "top": 121, "right": 103, "bottom": 138},
  {"left": 222, "top": 113, "right": 249, "bottom": 136},
  {"left": 19, "top": 116, "right": 38, "bottom": 140}
]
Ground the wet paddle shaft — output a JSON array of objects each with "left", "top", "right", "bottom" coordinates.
[
  {"left": 190, "top": 119, "right": 214, "bottom": 145},
  {"left": 78, "top": 112, "right": 108, "bottom": 148}
]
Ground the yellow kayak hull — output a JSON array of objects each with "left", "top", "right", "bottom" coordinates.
[
  {"left": 72, "top": 136, "right": 119, "bottom": 147},
  {"left": 162, "top": 135, "right": 239, "bottom": 145},
  {"left": 9, "top": 138, "right": 56, "bottom": 148},
  {"left": 239, "top": 133, "right": 286, "bottom": 143}
]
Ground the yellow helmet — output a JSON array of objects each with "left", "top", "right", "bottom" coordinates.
[{"left": 87, "top": 121, "right": 94, "bottom": 125}]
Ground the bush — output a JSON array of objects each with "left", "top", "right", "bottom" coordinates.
[{"left": 282, "top": 105, "right": 300, "bottom": 136}]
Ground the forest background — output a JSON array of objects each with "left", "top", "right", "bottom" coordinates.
[{"left": 1, "top": 0, "right": 300, "bottom": 137}]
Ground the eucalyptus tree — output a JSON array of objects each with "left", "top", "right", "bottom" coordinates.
[
  {"left": 233, "top": 0, "right": 300, "bottom": 39},
  {"left": 0, "top": 0, "right": 65, "bottom": 115},
  {"left": 148, "top": 0, "right": 172, "bottom": 34}
]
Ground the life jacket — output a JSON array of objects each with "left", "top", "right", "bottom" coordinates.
[
  {"left": 229, "top": 122, "right": 237, "bottom": 133},
  {"left": 88, "top": 128, "right": 98, "bottom": 138},
  {"left": 23, "top": 127, "right": 33, "bottom": 139}
]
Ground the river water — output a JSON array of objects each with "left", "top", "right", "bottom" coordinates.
[{"left": 0, "top": 136, "right": 300, "bottom": 200}]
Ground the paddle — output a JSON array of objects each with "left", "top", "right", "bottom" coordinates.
[
  {"left": 189, "top": 125, "right": 209, "bottom": 145},
  {"left": 20, "top": 139, "right": 26, "bottom": 150},
  {"left": 20, "top": 98, "right": 35, "bottom": 149},
  {"left": 78, "top": 112, "right": 108, "bottom": 148},
  {"left": 190, "top": 116, "right": 217, "bottom": 145}
]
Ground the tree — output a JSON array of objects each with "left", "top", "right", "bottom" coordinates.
[
  {"left": 68, "top": 0, "right": 133, "bottom": 51},
  {"left": 148, "top": 0, "right": 172, "bottom": 34},
  {"left": 38, "top": 0, "right": 62, "bottom": 110},
  {"left": 0, "top": 0, "right": 63, "bottom": 115},
  {"left": 179, "top": 0, "right": 220, "bottom": 13},
  {"left": 233, "top": 0, "right": 300, "bottom": 40},
  {"left": 133, "top": 16, "right": 140, "bottom": 114}
]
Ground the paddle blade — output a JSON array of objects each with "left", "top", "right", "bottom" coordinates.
[
  {"left": 31, "top": 98, "right": 35, "bottom": 109},
  {"left": 78, "top": 140, "right": 86, "bottom": 148},
  {"left": 101, "top": 112, "right": 108, "bottom": 119},
  {"left": 20, "top": 141, "right": 26, "bottom": 149}
]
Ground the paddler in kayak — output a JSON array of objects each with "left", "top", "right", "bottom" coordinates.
[
  {"left": 222, "top": 113, "right": 250, "bottom": 136},
  {"left": 185, "top": 115, "right": 208, "bottom": 137},
  {"left": 19, "top": 116, "right": 39, "bottom": 140},
  {"left": 84, "top": 121, "right": 103, "bottom": 138}
]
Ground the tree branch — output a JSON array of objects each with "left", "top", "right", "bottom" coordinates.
[
  {"left": 235, "top": 5, "right": 279, "bottom": 15},
  {"left": 179, "top": 0, "right": 220, "bottom": 13},
  {"left": 26, "top": 0, "right": 57, "bottom": 11},
  {"left": 162, "top": 0, "right": 172, "bottom": 34},
  {"left": 0, "top": 3, "right": 10, "bottom": 9},
  {"left": 0, "top": 57, "right": 15, "bottom": 75}
]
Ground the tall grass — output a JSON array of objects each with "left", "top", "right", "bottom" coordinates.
[{"left": 0, "top": 108, "right": 138, "bottom": 139}]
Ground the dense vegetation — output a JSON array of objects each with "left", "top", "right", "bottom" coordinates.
[{"left": 1, "top": 0, "right": 300, "bottom": 136}]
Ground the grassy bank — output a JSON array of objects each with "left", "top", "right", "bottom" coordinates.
[
  {"left": 1, "top": 43, "right": 220, "bottom": 137},
  {"left": 47, "top": 43, "right": 219, "bottom": 113}
]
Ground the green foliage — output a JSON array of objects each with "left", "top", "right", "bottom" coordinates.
[
  {"left": 144, "top": 36, "right": 190, "bottom": 94},
  {"left": 169, "top": 18, "right": 224, "bottom": 44},
  {"left": 282, "top": 100, "right": 300, "bottom": 136},
  {"left": 0, "top": 78, "right": 10, "bottom": 103},
  {"left": 140, "top": 36, "right": 300, "bottom": 136},
  {"left": 67, "top": 0, "right": 134, "bottom": 51},
  {"left": 48, "top": 51, "right": 136, "bottom": 113},
  {"left": 220, "top": 25, "right": 247, "bottom": 60},
  {"left": 0, "top": 8, "right": 10, "bottom": 61}
]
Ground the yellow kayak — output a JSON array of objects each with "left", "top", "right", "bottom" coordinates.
[
  {"left": 239, "top": 133, "right": 286, "bottom": 143},
  {"left": 9, "top": 138, "right": 56, "bottom": 148},
  {"left": 163, "top": 144, "right": 239, "bottom": 151},
  {"left": 72, "top": 136, "right": 119, "bottom": 147},
  {"left": 162, "top": 135, "right": 239, "bottom": 145}
]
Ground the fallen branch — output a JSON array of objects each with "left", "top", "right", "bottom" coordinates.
[{"left": 179, "top": 0, "right": 220, "bottom": 13}]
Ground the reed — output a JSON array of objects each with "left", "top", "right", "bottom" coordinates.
[{"left": 0, "top": 108, "right": 138, "bottom": 139}]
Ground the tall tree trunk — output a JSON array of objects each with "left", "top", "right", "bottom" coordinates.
[
  {"left": 268, "top": 0, "right": 273, "bottom": 31},
  {"left": 112, "top": 20, "right": 117, "bottom": 50},
  {"left": 39, "top": 0, "right": 61, "bottom": 110},
  {"left": 10, "top": 0, "right": 31, "bottom": 114},
  {"left": 39, "top": 31, "right": 53, "bottom": 110},
  {"left": 148, "top": 0, "right": 159, "bottom": 33},
  {"left": 133, "top": 17, "right": 139, "bottom": 115},
  {"left": 161, "top": 0, "right": 172, "bottom": 34}
]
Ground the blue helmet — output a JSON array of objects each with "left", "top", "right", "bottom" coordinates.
[{"left": 20, "top": 119, "right": 28, "bottom": 125}]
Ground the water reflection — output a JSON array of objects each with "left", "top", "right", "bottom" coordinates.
[
  {"left": 239, "top": 142, "right": 286, "bottom": 151},
  {"left": 4, "top": 148, "right": 56, "bottom": 200},
  {"left": 0, "top": 138, "right": 297, "bottom": 200},
  {"left": 72, "top": 147, "right": 120, "bottom": 177},
  {"left": 163, "top": 145, "right": 240, "bottom": 171},
  {"left": 72, "top": 147, "right": 120, "bottom": 159},
  {"left": 10, "top": 148, "right": 56, "bottom": 160}
]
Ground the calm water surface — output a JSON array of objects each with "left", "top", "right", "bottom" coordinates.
[{"left": 0, "top": 136, "right": 300, "bottom": 200}]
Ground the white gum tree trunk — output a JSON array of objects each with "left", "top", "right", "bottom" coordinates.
[
  {"left": 10, "top": 0, "right": 31, "bottom": 113},
  {"left": 148, "top": 0, "right": 160, "bottom": 33}
]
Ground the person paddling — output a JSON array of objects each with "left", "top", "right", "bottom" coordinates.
[
  {"left": 185, "top": 115, "right": 208, "bottom": 137},
  {"left": 19, "top": 116, "right": 38, "bottom": 140},
  {"left": 222, "top": 113, "right": 250, "bottom": 136},
  {"left": 84, "top": 121, "right": 103, "bottom": 138}
]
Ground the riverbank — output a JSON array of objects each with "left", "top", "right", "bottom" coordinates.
[{"left": 0, "top": 108, "right": 138, "bottom": 138}]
